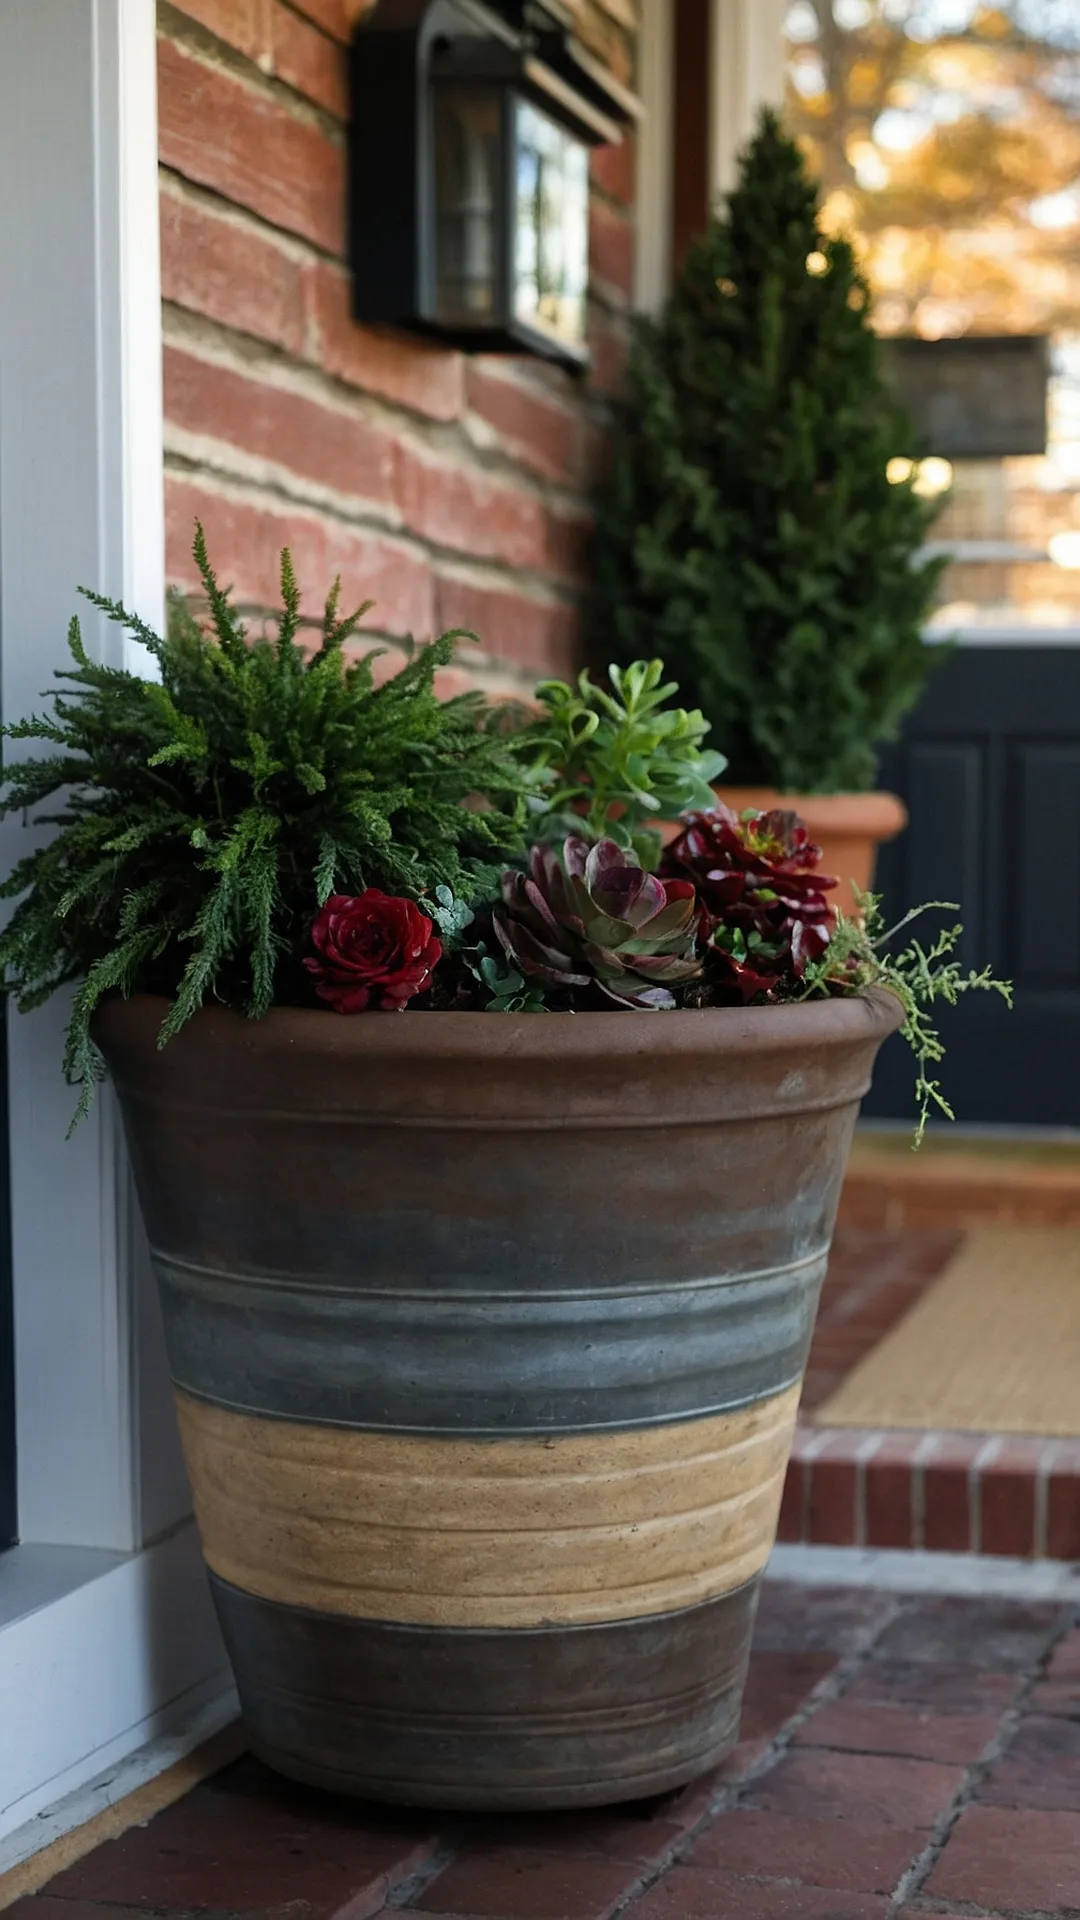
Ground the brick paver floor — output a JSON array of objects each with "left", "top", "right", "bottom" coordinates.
[{"left": 9, "top": 1581, "right": 1080, "bottom": 1919}]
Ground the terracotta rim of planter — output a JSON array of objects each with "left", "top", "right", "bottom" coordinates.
[
  {"left": 95, "top": 988, "right": 904, "bottom": 1127},
  {"left": 717, "top": 787, "right": 908, "bottom": 844}
]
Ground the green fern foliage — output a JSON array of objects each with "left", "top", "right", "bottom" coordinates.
[{"left": 0, "top": 525, "right": 530, "bottom": 1116}]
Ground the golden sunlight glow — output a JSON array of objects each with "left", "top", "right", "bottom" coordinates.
[
  {"left": 1049, "top": 531, "right": 1080, "bottom": 570},
  {"left": 913, "top": 458, "right": 954, "bottom": 498}
]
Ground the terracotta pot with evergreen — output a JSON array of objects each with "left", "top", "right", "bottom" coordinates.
[
  {"left": 0, "top": 537, "right": 1005, "bottom": 1811},
  {"left": 592, "top": 109, "right": 950, "bottom": 914}
]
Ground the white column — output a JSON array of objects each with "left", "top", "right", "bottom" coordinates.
[
  {"left": 635, "top": 0, "right": 675, "bottom": 314},
  {"left": 708, "top": 0, "right": 788, "bottom": 203}
]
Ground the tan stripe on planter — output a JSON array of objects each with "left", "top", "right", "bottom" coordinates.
[{"left": 175, "top": 1386, "right": 799, "bottom": 1629}]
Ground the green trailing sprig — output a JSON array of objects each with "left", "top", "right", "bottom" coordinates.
[
  {"left": 0, "top": 526, "right": 532, "bottom": 1120},
  {"left": 799, "top": 893, "right": 1013, "bottom": 1145},
  {"left": 513, "top": 658, "right": 726, "bottom": 867}
]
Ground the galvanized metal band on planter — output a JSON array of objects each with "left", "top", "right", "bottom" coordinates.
[
  {"left": 94, "top": 990, "right": 903, "bottom": 1809},
  {"left": 155, "top": 1253, "right": 826, "bottom": 1431}
]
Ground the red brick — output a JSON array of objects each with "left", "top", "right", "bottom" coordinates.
[
  {"left": 466, "top": 362, "right": 582, "bottom": 486},
  {"left": 41, "top": 1761, "right": 438, "bottom": 1916},
  {"left": 434, "top": 575, "right": 579, "bottom": 676},
  {"left": 871, "top": 1595, "right": 1063, "bottom": 1670},
  {"left": 169, "top": 0, "right": 351, "bottom": 110},
  {"left": 806, "top": 1434, "right": 864, "bottom": 1546},
  {"left": 776, "top": 1453, "right": 807, "bottom": 1543},
  {"left": 160, "top": 185, "right": 308, "bottom": 358},
  {"left": 168, "top": 0, "right": 270, "bottom": 60},
  {"left": 166, "top": 474, "right": 434, "bottom": 636},
  {"left": 864, "top": 1437, "right": 919, "bottom": 1550},
  {"left": 1049, "top": 1626, "right": 1080, "bottom": 1678},
  {"left": 164, "top": 346, "right": 398, "bottom": 510},
  {"left": 1047, "top": 1446, "right": 1080, "bottom": 1559},
  {"left": 271, "top": 3, "right": 349, "bottom": 116},
  {"left": 395, "top": 448, "right": 547, "bottom": 572},
  {"left": 628, "top": 1869, "right": 888, "bottom": 1919},
  {"left": 748, "top": 1750, "right": 964, "bottom": 1830},
  {"left": 590, "top": 135, "right": 635, "bottom": 206},
  {"left": 290, "top": 0, "right": 350, "bottom": 39},
  {"left": 847, "top": 1660, "right": 1020, "bottom": 1716},
  {"left": 799, "top": 1367, "right": 842, "bottom": 1413},
  {"left": 921, "top": 1435, "right": 979, "bottom": 1553},
  {"left": 463, "top": 1812, "right": 684, "bottom": 1867},
  {"left": 979, "top": 1437, "right": 1041, "bottom": 1558},
  {"left": 978, "top": 1712, "right": 1080, "bottom": 1811},
  {"left": 158, "top": 36, "right": 344, "bottom": 255},
  {"left": 793, "top": 1699, "right": 998, "bottom": 1766},
  {"left": 753, "top": 1583, "right": 894, "bottom": 1655},
  {"left": 414, "top": 1847, "right": 636, "bottom": 1918},
  {"left": 689, "top": 1810, "right": 921, "bottom": 1894},
  {"left": 543, "top": 501, "right": 592, "bottom": 584},
  {"left": 588, "top": 198, "right": 633, "bottom": 300},
  {"left": 8, "top": 1905, "right": 139, "bottom": 1920},
  {"left": 1029, "top": 1676, "right": 1080, "bottom": 1716},
  {"left": 739, "top": 1652, "right": 838, "bottom": 1750},
  {"left": 927, "top": 1803, "right": 1080, "bottom": 1909},
  {"left": 587, "top": 304, "right": 629, "bottom": 398},
  {"left": 307, "top": 262, "right": 465, "bottom": 421}
]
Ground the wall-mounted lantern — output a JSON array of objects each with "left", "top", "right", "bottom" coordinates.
[{"left": 349, "top": 0, "right": 640, "bottom": 369}]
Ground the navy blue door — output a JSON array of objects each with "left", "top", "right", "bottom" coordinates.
[
  {"left": 864, "top": 645, "right": 1080, "bottom": 1130},
  {"left": 0, "top": 1000, "right": 14, "bottom": 1547}
]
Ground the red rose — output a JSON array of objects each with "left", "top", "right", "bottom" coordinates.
[{"left": 304, "top": 891, "right": 442, "bottom": 1013}]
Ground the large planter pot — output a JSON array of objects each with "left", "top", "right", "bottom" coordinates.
[
  {"left": 95, "top": 989, "right": 902, "bottom": 1811},
  {"left": 716, "top": 789, "right": 908, "bottom": 919}
]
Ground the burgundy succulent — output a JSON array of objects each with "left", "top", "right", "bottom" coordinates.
[
  {"left": 305, "top": 890, "right": 442, "bottom": 1012},
  {"left": 493, "top": 836, "right": 702, "bottom": 1009},
  {"left": 663, "top": 805, "right": 836, "bottom": 1003}
]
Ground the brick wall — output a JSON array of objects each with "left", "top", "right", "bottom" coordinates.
[{"left": 157, "top": 0, "right": 636, "bottom": 696}]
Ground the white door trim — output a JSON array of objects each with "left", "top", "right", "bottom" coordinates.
[
  {"left": 708, "top": 0, "right": 787, "bottom": 202},
  {"left": 0, "top": 0, "right": 225, "bottom": 1842},
  {"left": 635, "top": 0, "right": 675, "bottom": 314},
  {"left": 0, "top": 0, "right": 180, "bottom": 1554},
  {"left": 0, "top": 1525, "right": 233, "bottom": 1850}
]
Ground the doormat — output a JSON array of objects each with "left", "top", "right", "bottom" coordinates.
[{"left": 813, "top": 1227, "right": 1080, "bottom": 1438}]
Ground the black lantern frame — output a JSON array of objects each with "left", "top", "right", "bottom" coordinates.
[{"left": 348, "top": 0, "right": 639, "bottom": 368}]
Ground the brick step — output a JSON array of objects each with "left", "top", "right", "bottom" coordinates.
[
  {"left": 839, "top": 1134, "right": 1080, "bottom": 1231},
  {"left": 779, "top": 1426, "right": 1080, "bottom": 1562}
]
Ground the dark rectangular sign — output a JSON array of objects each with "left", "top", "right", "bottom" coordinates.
[{"left": 880, "top": 334, "right": 1049, "bottom": 460}]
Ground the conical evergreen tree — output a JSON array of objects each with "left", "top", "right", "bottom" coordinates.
[{"left": 592, "top": 108, "right": 947, "bottom": 793}]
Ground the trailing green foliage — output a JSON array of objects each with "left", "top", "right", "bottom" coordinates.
[
  {"left": 0, "top": 526, "right": 531, "bottom": 1118},
  {"left": 512, "top": 658, "right": 726, "bottom": 866},
  {"left": 591, "top": 108, "right": 947, "bottom": 793},
  {"left": 799, "top": 894, "right": 1013, "bottom": 1144}
]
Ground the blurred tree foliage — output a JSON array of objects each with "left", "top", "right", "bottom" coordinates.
[{"left": 786, "top": 0, "right": 1080, "bottom": 337}]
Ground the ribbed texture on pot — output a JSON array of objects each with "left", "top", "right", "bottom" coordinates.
[{"left": 95, "top": 990, "right": 902, "bottom": 1809}]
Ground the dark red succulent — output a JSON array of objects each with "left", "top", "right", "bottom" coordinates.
[
  {"left": 493, "top": 836, "right": 702, "bottom": 1009},
  {"left": 305, "top": 890, "right": 442, "bottom": 1012},
  {"left": 662, "top": 805, "right": 836, "bottom": 1003}
]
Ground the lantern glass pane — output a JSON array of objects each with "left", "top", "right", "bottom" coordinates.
[
  {"left": 433, "top": 85, "right": 502, "bottom": 323},
  {"left": 513, "top": 98, "right": 588, "bottom": 350}
]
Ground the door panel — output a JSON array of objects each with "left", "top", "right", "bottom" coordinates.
[
  {"left": 0, "top": 1001, "right": 14, "bottom": 1547},
  {"left": 864, "top": 646, "right": 1080, "bottom": 1130}
]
